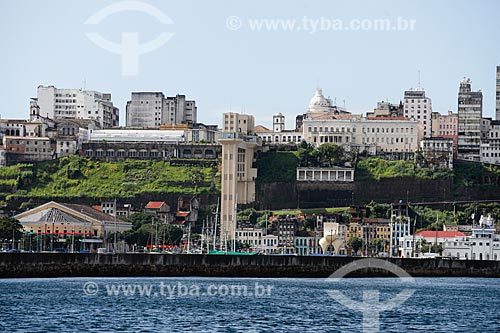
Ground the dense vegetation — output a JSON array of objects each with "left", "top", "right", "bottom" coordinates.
[
  {"left": 453, "top": 161, "right": 500, "bottom": 188},
  {"left": 356, "top": 158, "right": 453, "bottom": 181},
  {"left": 254, "top": 151, "right": 299, "bottom": 184},
  {"left": 1, "top": 156, "right": 219, "bottom": 205}
]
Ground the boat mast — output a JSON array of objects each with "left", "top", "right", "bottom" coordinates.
[{"left": 213, "top": 199, "right": 219, "bottom": 251}]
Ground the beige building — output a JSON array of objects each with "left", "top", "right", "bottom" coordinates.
[
  {"left": 2, "top": 136, "right": 53, "bottom": 165},
  {"left": 218, "top": 112, "right": 261, "bottom": 242},
  {"left": 403, "top": 88, "right": 433, "bottom": 138}
]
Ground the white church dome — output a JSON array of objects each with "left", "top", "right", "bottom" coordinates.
[{"left": 309, "top": 88, "right": 331, "bottom": 108}]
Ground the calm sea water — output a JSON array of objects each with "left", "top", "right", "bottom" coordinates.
[{"left": 0, "top": 277, "right": 499, "bottom": 332}]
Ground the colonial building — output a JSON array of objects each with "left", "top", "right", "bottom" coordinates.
[
  {"left": 125, "top": 92, "right": 197, "bottom": 127},
  {"left": 299, "top": 88, "right": 422, "bottom": 153},
  {"left": 34, "top": 85, "right": 118, "bottom": 128},
  {"left": 82, "top": 128, "right": 184, "bottom": 160},
  {"left": 257, "top": 234, "right": 278, "bottom": 254},
  {"left": 431, "top": 111, "right": 458, "bottom": 155},
  {"left": 51, "top": 119, "right": 98, "bottom": 158},
  {"left": 187, "top": 123, "right": 218, "bottom": 143},
  {"left": 276, "top": 218, "right": 298, "bottom": 254},
  {"left": 399, "top": 230, "right": 466, "bottom": 258},
  {"left": 296, "top": 167, "right": 355, "bottom": 182},
  {"left": 13, "top": 201, "right": 132, "bottom": 252},
  {"left": 458, "top": 78, "right": 483, "bottom": 161},
  {"left": 420, "top": 137, "right": 454, "bottom": 169},
  {"left": 218, "top": 112, "right": 261, "bottom": 243},
  {"left": 303, "top": 115, "right": 422, "bottom": 154},
  {"left": 480, "top": 120, "right": 500, "bottom": 164},
  {"left": 361, "top": 218, "right": 391, "bottom": 256},
  {"left": 403, "top": 89, "right": 433, "bottom": 138},
  {"left": 390, "top": 206, "right": 412, "bottom": 257},
  {"left": 443, "top": 215, "right": 500, "bottom": 260},
  {"left": 2, "top": 136, "right": 53, "bottom": 165},
  {"left": 235, "top": 227, "right": 263, "bottom": 249},
  {"left": 254, "top": 112, "right": 302, "bottom": 144},
  {"left": 145, "top": 201, "right": 171, "bottom": 218},
  {"left": 295, "top": 235, "right": 322, "bottom": 256}
]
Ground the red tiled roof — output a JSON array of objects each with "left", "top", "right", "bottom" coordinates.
[
  {"left": 92, "top": 205, "right": 102, "bottom": 211},
  {"left": 176, "top": 211, "right": 190, "bottom": 217},
  {"left": 145, "top": 201, "right": 166, "bottom": 209},
  {"left": 416, "top": 231, "right": 466, "bottom": 238}
]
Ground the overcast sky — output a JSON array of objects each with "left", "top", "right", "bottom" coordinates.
[{"left": 1, "top": 0, "right": 499, "bottom": 129}]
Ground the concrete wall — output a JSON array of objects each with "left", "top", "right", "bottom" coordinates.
[
  {"left": 0, "top": 253, "right": 499, "bottom": 278},
  {"left": 257, "top": 178, "right": 454, "bottom": 209}
]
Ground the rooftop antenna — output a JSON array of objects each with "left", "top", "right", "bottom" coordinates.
[
  {"left": 417, "top": 70, "right": 421, "bottom": 90},
  {"left": 343, "top": 99, "right": 346, "bottom": 108}
]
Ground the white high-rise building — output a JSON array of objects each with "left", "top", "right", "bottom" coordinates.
[
  {"left": 403, "top": 89, "right": 432, "bottom": 138},
  {"left": 34, "top": 85, "right": 118, "bottom": 128},
  {"left": 125, "top": 92, "right": 197, "bottom": 127}
]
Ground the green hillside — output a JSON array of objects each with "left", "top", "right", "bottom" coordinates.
[{"left": 1, "top": 156, "right": 219, "bottom": 206}]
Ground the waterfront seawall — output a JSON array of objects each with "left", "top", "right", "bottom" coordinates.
[{"left": 1, "top": 254, "right": 499, "bottom": 278}]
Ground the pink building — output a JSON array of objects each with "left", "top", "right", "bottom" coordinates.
[{"left": 431, "top": 111, "right": 458, "bottom": 156}]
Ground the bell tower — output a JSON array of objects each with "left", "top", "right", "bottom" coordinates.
[{"left": 273, "top": 112, "right": 285, "bottom": 132}]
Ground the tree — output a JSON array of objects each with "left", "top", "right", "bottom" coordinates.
[
  {"left": 189, "top": 169, "right": 204, "bottom": 194},
  {"left": 348, "top": 236, "right": 363, "bottom": 256},
  {"left": 0, "top": 217, "right": 23, "bottom": 246},
  {"left": 372, "top": 238, "right": 384, "bottom": 254},
  {"left": 163, "top": 224, "right": 183, "bottom": 245},
  {"left": 297, "top": 141, "right": 315, "bottom": 167},
  {"left": 126, "top": 212, "right": 158, "bottom": 231},
  {"left": 317, "top": 143, "right": 344, "bottom": 167}
]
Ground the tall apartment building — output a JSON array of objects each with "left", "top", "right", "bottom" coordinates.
[
  {"left": 125, "top": 92, "right": 197, "bottom": 127},
  {"left": 457, "top": 78, "right": 483, "bottom": 161},
  {"left": 496, "top": 66, "right": 500, "bottom": 120},
  {"left": 34, "top": 85, "right": 119, "bottom": 128},
  {"left": 431, "top": 111, "right": 458, "bottom": 155},
  {"left": 218, "top": 112, "right": 261, "bottom": 244},
  {"left": 403, "top": 89, "right": 432, "bottom": 138}
]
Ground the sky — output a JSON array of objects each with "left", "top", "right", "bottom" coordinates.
[{"left": 1, "top": 0, "right": 499, "bottom": 129}]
